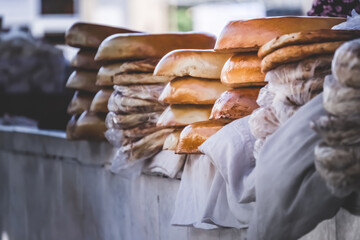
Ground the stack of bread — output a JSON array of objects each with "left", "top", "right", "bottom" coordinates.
[
  {"left": 95, "top": 34, "right": 217, "bottom": 163},
  {"left": 65, "top": 22, "right": 138, "bottom": 141},
  {"left": 154, "top": 50, "right": 232, "bottom": 154},
  {"left": 312, "top": 38, "right": 360, "bottom": 197},
  {"left": 212, "top": 16, "right": 346, "bottom": 159},
  {"left": 251, "top": 28, "right": 360, "bottom": 158}
]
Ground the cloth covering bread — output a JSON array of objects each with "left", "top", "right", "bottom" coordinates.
[
  {"left": 248, "top": 106, "right": 279, "bottom": 139},
  {"left": 210, "top": 88, "right": 260, "bottom": 120},
  {"left": 67, "top": 91, "right": 94, "bottom": 115},
  {"left": 119, "top": 128, "right": 175, "bottom": 161},
  {"left": 108, "top": 90, "right": 166, "bottom": 114},
  {"left": 258, "top": 29, "right": 360, "bottom": 58},
  {"left": 105, "top": 111, "right": 161, "bottom": 129},
  {"left": 66, "top": 111, "right": 107, "bottom": 141},
  {"left": 65, "top": 22, "right": 139, "bottom": 49},
  {"left": 159, "top": 77, "right": 229, "bottom": 105},
  {"left": 176, "top": 120, "right": 230, "bottom": 154},
  {"left": 157, "top": 105, "right": 213, "bottom": 127},
  {"left": 70, "top": 49, "right": 102, "bottom": 70},
  {"left": 323, "top": 74, "right": 360, "bottom": 117},
  {"left": 66, "top": 70, "right": 102, "bottom": 93},
  {"left": 264, "top": 55, "right": 333, "bottom": 85},
  {"left": 221, "top": 53, "right": 265, "bottom": 88},
  {"left": 332, "top": 38, "right": 360, "bottom": 88},
  {"left": 163, "top": 130, "right": 182, "bottom": 151},
  {"left": 154, "top": 49, "right": 232, "bottom": 79},
  {"left": 114, "top": 84, "right": 165, "bottom": 101},
  {"left": 95, "top": 32, "right": 216, "bottom": 61},
  {"left": 90, "top": 89, "right": 113, "bottom": 113},
  {"left": 113, "top": 94, "right": 166, "bottom": 113},
  {"left": 97, "top": 59, "right": 161, "bottom": 86},
  {"left": 116, "top": 58, "right": 160, "bottom": 73},
  {"left": 214, "top": 17, "right": 345, "bottom": 53},
  {"left": 105, "top": 123, "right": 164, "bottom": 147},
  {"left": 312, "top": 115, "right": 360, "bottom": 146},
  {"left": 261, "top": 41, "right": 344, "bottom": 73}
]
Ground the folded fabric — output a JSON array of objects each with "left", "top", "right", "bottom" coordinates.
[
  {"left": 172, "top": 116, "right": 257, "bottom": 230},
  {"left": 247, "top": 93, "right": 343, "bottom": 240},
  {"left": 199, "top": 116, "right": 256, "bottom": 226},
  {"left": 171, "top": 154, "right": 219, "bottom": 230},
  {"left": 143, "top": 150, "right": 186, "bottom": 178}
]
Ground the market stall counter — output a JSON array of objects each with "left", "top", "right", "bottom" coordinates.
[{"left": 0, "top": 125, "right": 359, "bottom": 240}]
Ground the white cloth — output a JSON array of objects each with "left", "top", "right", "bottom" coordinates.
[
  {"left": 171, "top": 116, "right": 256, "bottom": 229},
  {"left": 143, "top": 150, "right": 186, "bottom": 178},
  {"left": 171, "top": 154, "right": 218, "bottom": 229},
  {"left": 200, "top": 116, "right": 256, "bottom": 226}
]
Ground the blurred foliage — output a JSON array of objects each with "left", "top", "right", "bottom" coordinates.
[
  {"left": 177, "top": 7, "right": 193, "bottom": 32},
  {"left": 169, "top": 5, "right": 193, "bottom": 32}
]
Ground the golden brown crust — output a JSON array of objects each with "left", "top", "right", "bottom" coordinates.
[
  {"left": 261, "top": 41, "right": 344, "bottom": 73},
  {"left": 154, "top": 49, "right": 232, "bottom": 79},
  {"left": 65, "top": 22, "right": 140, "bottom": 49},
  {"left": 159, "top": 77, "right": 229, "bottom": 105},
  {"left": 90, "top": 89, "right": 113, "bottom": 113},
  {"left": 175, "top": 119, "right": 230, "bottom": 154},
  {"left": 215, "top": 17, "right": 345, "bottom": 53},
  {"left": 157, "top": 105, "right": 213, "bottom": 127},
  {"left": 113, "top": 73, "right": 173, "bottom": 85},
  {"left": 66, "top": 70, "right": 102, "bottom": 93},
  {"left": 67, "top": 91, "right": 94, "bottom": 115},
  {"left": 220, "top": 53, "right": 266, "bottom": 88},
  {"left": 66, "top": 111, "right": 107, "bottom": 141},
  {"left": 210, "top": 88, "right": 260, "bottom": 120},
  {"left": 95, "top": 32, "right": 216, "bottom": 61},
  {"left": 258, "top": 29, "right": 360, "bottom": 58},
  {"left": 70, "top": 49, "right": 102, "bottom": 70}
]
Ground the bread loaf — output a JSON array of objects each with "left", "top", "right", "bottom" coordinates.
[
  {"left": 95, "top": 32, "right": 216, "bottom": 61},
  {"left": 90, "top": 89, "right": 113, "bottom": 113},
  {"left": 159, "top": 77, "right": 229, "bottom": 105},
  {"left": 66, "top": 70, "right": 102, "bottom": 93},
  {"left": 154, "top": 49, "right": 232, "bottom": 79},
  {"left": 70, "top": 49, "right": 102, "bottom": 70},
  {"left": 67, "top": 91, "right": 94, "bottom": 115},
  {"left": 176, "top": 120, "right": 229, "bottom": 154},
  {"left": 157, "top": 105, "right": 213, "bottom": 127},
  {"left": 261, "top": 41, "right": 344, "bottom": 73},
  {"left": 65, "top": 22, "right": 140, "bottom": 48},
  {"left": 210, "top": 88, "right": 260, "bottom": 120},
  {"left": 258, "top": 29, "right": 360, "bottom": 58},
  {"left": 215, "top": 17, "right": 345, "bottom": 52},
  {"left": 221, "top": 53, "right": 265, "bottom": 87},
  {"left": 66, "top": 111, "right": 106, "bottom": 141}
]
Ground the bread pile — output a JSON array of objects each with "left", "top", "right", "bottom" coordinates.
[
  {"left": 65, "top": 22, "right": 138, "bottom": 141},
  {"left": 215, "top": 17, "right": 346, "bottom": 159},
  {"left": 97, "top": 34, "right": 217, "bottom": 161},
  {"left": 252, "top": 29, "right": 360, "bottom": 158},
  {"left": 312, "top": 38, "right": 360, "bottom": 197},
  {"left": 154, "top": 50, "right": 232, "bottom": 153}
]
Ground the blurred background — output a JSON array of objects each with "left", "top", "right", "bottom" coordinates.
[
  {"left": 1, "top": 0, "right": 313, "bottom": 37},
  {"left": 0, "top": 0, "right": 313, "bottom": 131}
]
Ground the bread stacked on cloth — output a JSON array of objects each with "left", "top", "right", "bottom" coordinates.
[
  {"left": 154, "top": 50, "right": 232, "bottom": 154},
  {"left": 312, "top": 38, "right": 360, "bottom": 197},
  {"left": 95, "top": 34, "right": 217, "bottom": 168},
  {"left": 214, "top": 16, "right": 346, "bottom": 159},
  {"left": 213, "top": 39, "right": 266, "bottom": 129},
  {"left": 65, "top": 22, "right": 138, "bottom": 141},
  {"left": 252, "top": 28, "right": 360, "bottom": 159}
]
